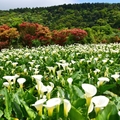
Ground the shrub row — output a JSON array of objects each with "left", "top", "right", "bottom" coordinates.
[
  {"left": 0, "top": 22, "right": 120, "bottom": 49},
  {"left": 0, "top": 22, "right": 88, "bottom": 49}
]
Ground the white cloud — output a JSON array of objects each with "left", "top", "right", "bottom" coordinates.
[{"left": 0, "top": 0, "right": 78, "bottom": 10}]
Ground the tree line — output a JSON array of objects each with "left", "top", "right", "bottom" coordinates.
[{"left": 0, "top": 3, "right": 120, "bottom": 30}]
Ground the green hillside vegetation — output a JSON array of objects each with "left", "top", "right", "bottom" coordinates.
[
  {"left": 0, "top": 3, "right": 120, "bottom": 29},
  {"left": 0, "top": 3, "right": 120, "bottom": 48}
]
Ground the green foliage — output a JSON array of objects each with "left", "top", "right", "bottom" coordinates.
[
  {"left": 1, "top": 3, "right": 120, "bottom": 29},
  {"left": 0, "top": 44, "right": 120, "bottom": 119}
]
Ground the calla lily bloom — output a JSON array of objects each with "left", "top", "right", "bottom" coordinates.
[
  {"left": 94, "top": 69, "right": 100, "bottom": 75},
  {"left": 46, "top": 82, "right": 54, "bottom": 99},
  {"left": 32, "top": 99, "right": 46, "bottom": 116},
  {"left": 63, "top": 99, "right": 71, "bottom": 117},
  {"left": 82, "top": 83, "right": 97, "bottom": 106},
  {"left": 44, "top": 98, "right": 61, "bottom": 116},
  {"left": 46, "top": 66, "right": 56, "bottom": 75},
  {"left": 61, "top": 63, "right": 69, "bottom": 70},
  {"left": 32, "top": 75, "right": 43, "bottom": 81},
  {"left": 111, "top": 74, "right": 120, "bottom": 82},
  {"left": 35, "top": 81, "right": 47, "bottom": 95},
  {"left": 12, "top": 62, "right": 18, "bottom": 67},
  {"left": 91, "top": 95, "right": 109, "bottom": 114},
  {"left": 3, "top": 82, "right": 13, "bottom": 89},
  {"left": 118, "top": 111, "right": 120, "bottom": 116},
  {"left": 56, "top": 70, "right": 63, "bottom": 79},
  {"left": 17, "top": 78, "right": 26, "bottom": 88},
  {"left": 67, "top": 78, "right": 73, "bottom": 85},
  {"left": 97, "top": 77, "right": 109, "bottom": 86},
  {"left": 82, "top": 83, "right": 97, "bottom": 97},
  {"left": 88, "top": 101, "right": 94, "bottom": 114},
  {"left": 3, "top": 75, "right": 15, "bottom": 84}
]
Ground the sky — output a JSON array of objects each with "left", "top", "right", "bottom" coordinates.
[{"left": 0, "top": 0, "right": 119, "bottom": 10}]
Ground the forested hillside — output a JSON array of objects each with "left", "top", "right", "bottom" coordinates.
[{"left": 0, "top": 3, "right": 120, "bottom": 30}]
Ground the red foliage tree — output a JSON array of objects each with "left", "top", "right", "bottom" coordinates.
[
  {"left": 51, "top": 28, "right": 87, "bottom": 45},
  {"left": 19, "top": 22, "right": 52, "bottom": 47},
  {"left": 0, "top": 24, "right": 19, "bottom": 50}
]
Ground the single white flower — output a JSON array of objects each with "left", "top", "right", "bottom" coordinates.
[
  {"left": 12, "top": 62, "right": 18, "bottom": 67},
  {"left": 118, "top": 111, "right": 120, "bottom": 116},
  {"left": 80, "top": 59, "right": 85, "bottom": 63},
  {"left": 35, "top": 65, "right": 40, "bottom": 68},
  {"left": 111, "top": 74, "right": 120, "bottom": 82},
  {"left": 71, "top": 60, "right": 76, "bottom": 64},
  {"left": 91, "top": 95, "right": 109, "bottom": 113},
  {"left": 34, "top": 68, "right": 39, "bottom": 75},
  {"left": 97, "top": 77, "right": 109, "bottom": 86},
  {"left": 102, "top": 59, "right": 108, "bottom": 63},
  {"left": 109, "top": 60, "right": 114, "bottom": 64},
  {"left": 88, "top": 102, "right": 94, "bottom": 114},
  {"left": 63, "top": 99, "right": 71, "bottom": 117},
  {"left": 32, "top": 99, "right": 46, "bottom": 116},
  {"left": 44, "top": 98, "right": 61, "bottom": 116},
  {"left": 3, "top": 82, "right": 14, "bottom": 89},
  {"left": 0, "top": 66, "right": 3, "bottom": 70},
  {"left": 32, "top": 75, "right": 43, "bottom": 81},
  {"left": 28, "top": 61, "right": 34, "bottom": 67},
  {"left": 46, "top": 82, "right": 54, "bottom": 99},
  {"left": 67, "top": 78, "right": 73, "bottom": 85},
  {"left": 94, "top": 69, "right": 100, "bottom": 75},
  {"left": 82, "top": 83, "right": 97, "bottom": 106},
  {"left": 35, "top": 81, "right": 47, "bottom": 94},
  {"left": 60, "top": 63, "right": 69, "bottom": 70},
  {"left": 56, "top": 70, "right": 63, "bottom": 79},
  {"left": 17, "top": 78, "right": 26, "bottom": 88},
  {"left": 94, "top": 57, "right": 98, "bottom": 61},
  {"left": 3, "top": 75, "right": 15, "bottom": 84},
  {"left": 82, "top": 83, "right": 97, "bottom": 98}
]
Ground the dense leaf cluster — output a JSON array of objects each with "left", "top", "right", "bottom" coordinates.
[
  {"left": 0, "top": 23, "right": 88, "bottom": 49},
  {"left": 0, "top": 3, "right": 120, "bottom": 29}
]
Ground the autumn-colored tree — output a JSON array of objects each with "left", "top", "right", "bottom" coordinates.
[
  {"left": 0, "top": 24, "right": 19, "bottom": 49},
  {"left": 19, "top": 22, "right": 52, "bottom": 47},
  {"left": 51, "top": 28, "right": 87, "bottom": 45}
]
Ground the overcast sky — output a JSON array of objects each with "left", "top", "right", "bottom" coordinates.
[{"left": 0, "top": 0, "right": 119, "bottom": 10}]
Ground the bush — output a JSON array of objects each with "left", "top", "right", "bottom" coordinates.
[
  {"left": 0, "top": 24, "right": 19, "bottom": 49},
  {"left": 51, "top": 28, "right": 87, "bottom": 45},
  {"left": 19, "top": 22, "right": 52, "bottom": 47}
]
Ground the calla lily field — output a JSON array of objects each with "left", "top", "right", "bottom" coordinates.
[{"left": 0, "top": 43, "right": 120, "bottom": 120}]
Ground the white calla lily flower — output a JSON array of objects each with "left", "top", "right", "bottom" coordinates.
[
  {"left": 111, "top": 74, "right": 120, "bottom": 82},
  {"left": 3, "top": 76, "right": 14, "bottom": 82},
  {"left": 118, "top": 111, "right": 120, "bottom": 116},
  {"left": 60, "top": 63, "right": 69, "bottom": 70},
  {"left": 88, "top": 102, "right": 94, "bottom": 114},
  {"left": 17, "top": 78, "right": 26, "bottom": 88},
  {"left": 35, "top": 81, "right": 47, "bottom": 95},
  {"left": 32, "top": 99, "right": 46, "bottom": 116},
  {"left": 12, "top": 62, "right": 18, "bottom": 67},
  {"left": 3, "top": 82, "right": 14, "bottom": 89},
  {"left": 63, "top": 99, "right": 71, "bottom": 117},
  {"left": 97, "top": 77, "right": 109, "bottom": 86},
  {"left": 46, "top": 82, "right": 54, "bottom": 99},
  {"left": 82, "top": 83, "right": 97, "bottom": 106},
  {"left": 32, "top": 75, "right": 43, "bottom": 81},
  {"left": 82, "top": 83, "right": 97, "bottom": 98},
  {"left": 91, "top": 95, "right": 109, "bottom": 113},
  {"left": 94, "top": 69, "right": 100, "bottom": 75},
  {"left": 44, "top": 98, "right": 61, "bottom": 116},
  {"left": 56, "top": 70, "right": 63, "bottom": 79},
  {"left": 67, "top": 78, "right": 73, "bottom": 85}
]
